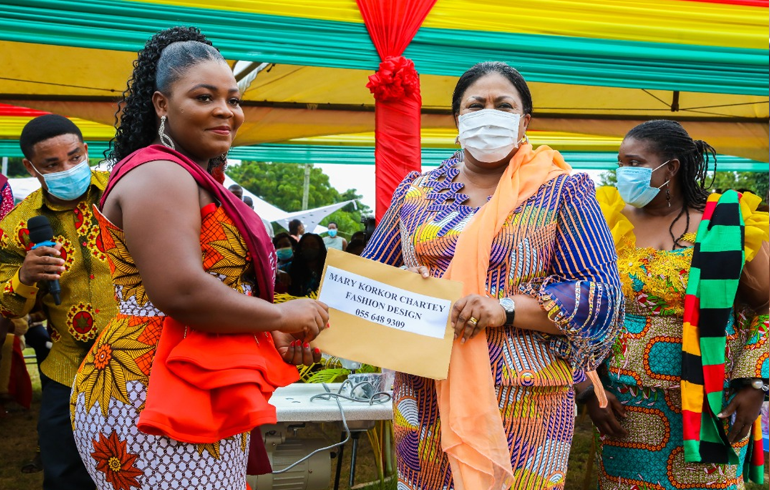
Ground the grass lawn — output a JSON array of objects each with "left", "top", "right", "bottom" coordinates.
[
  {"left": 1, "top": 351, "right": 43, "bottom": 490},
  {"left": 1, "top": 357, "right": 766, "bottom": 489}
]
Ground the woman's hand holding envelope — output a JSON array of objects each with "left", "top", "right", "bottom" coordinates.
[
  {"left": 403, "top": 266, "right": 506, "bottom": 343},
  {"left": 273, "top": 331, "right": 323, "bottom": 366},
  {"left": 275, "top": 298, "right": 330, "bottom": 342}
]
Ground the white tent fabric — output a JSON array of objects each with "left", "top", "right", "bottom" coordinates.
[
  {"left": 222, "top": 174, "right": 355, "bottom": 234},
  {"left": 273, "top": 200, "right": 357, "bottom": 235},
  {"left": 222, "top": 174, "right": 287, "bottom": 223},
  {"left": 7, "top": 176, "right": 40, "bottom": 202},
  {"left": 221, "top": 174, "right": 285, "bottom": 238}
]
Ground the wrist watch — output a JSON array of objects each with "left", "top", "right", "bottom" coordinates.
[{"left": 499, "top": 297, "right": 516, "bottom": 326}]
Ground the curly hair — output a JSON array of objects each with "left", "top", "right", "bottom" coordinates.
[
  {"left": 625, "top": 119, "right": 717, "bottom": 248},
  {"left": 107, "top": 26, "right": 225, "bottom": 165}
]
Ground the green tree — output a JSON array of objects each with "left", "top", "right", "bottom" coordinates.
[
  {"left": 598, "top": 169, "right": 616, "bottom": 187},
  {"left": 227, "top": 161, "right": 371, "bottom": 238},
  {"left": 3, "top": 158, "right": 29, "bottom": 178},
  {"left": 319, "top": 188, "right": 370, "bottom": 240},
  {"left": 597, "top": 170, "right": 767, "bottom": 205},
  {"left": 709, "top": 171, "right": 768, "bottom": 204}
]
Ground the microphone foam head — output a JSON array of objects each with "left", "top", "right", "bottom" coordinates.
[{"left": 28, "top": 215, "right": 54, "bottom": 244}]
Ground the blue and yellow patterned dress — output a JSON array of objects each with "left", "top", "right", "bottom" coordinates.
[
  {"left": 362, "top": 154, "right": 624, "bottom": 489},
  {"left": 596, "top": 186, "right": 769, "bottom": 490}
]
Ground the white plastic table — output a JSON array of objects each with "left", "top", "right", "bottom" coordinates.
[
  {"left": 269, "top": 382, "right": 394, "bottom": 489},
  {"left": 271, "top": 382, "right": 393, "bottom": 423}
]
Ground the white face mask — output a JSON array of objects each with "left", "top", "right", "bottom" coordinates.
[{"left": 458, "top": 109, "right": 521, "bottom": 163}]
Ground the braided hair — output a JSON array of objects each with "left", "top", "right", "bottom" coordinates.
[
  {"left": 626, "top": 120, "right": 717, "bottom": 248},
  {"left": 107, "top": 26, "right": 225, "bottom": 167}
]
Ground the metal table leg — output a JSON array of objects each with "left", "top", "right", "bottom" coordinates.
[
  {"left": 349, "top": 432, "right": 361, "bottom": 488},
  {"left": 333, "top": 432, "right": 345, "bottom": 490}
]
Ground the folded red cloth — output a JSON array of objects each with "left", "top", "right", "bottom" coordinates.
[
  {"left": 137, "top": 317, "right": 299, "bottom": 445},
  {"left": 8, "top": 335, "right": 32, "bottom": 410}
]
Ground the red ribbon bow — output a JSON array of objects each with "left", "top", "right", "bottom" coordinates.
[{"left": 366, "top": 56, "right": 420, "bottom": 102}]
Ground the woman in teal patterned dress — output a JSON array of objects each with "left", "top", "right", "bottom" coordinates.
[{"left": 579, "top": 120, "right": 769, "bottom": 489}]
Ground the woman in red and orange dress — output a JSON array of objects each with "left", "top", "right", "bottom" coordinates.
[{"left": 71, "top": 27, "right": 329, "bottom": 489}]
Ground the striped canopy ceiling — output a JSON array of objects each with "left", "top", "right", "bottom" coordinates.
[
  {"left": 1, "top": 104, "right": 765, "bottom": 172},
  {"left": 0, "top": 0, "right": 767, "bottom": 161}
]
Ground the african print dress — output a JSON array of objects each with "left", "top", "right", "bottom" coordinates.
[
  {"left": 71, "top": 203, "right": 255, "bottom": 490},
  {"left": 362, "top": 154, "right": 624, "bottom": 490},
  {"left": 0, "top": 178, "right": 13, "bottom": 220},
  {"left": 596, "top": 187, "right": 769, "bottom": 490}
]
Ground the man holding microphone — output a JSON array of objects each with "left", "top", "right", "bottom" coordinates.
[{"left": 0, "top": 114, "right": 116, "bottom": 490}]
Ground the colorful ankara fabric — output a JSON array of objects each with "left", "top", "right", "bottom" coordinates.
[
  {"left": 0, "top": 171, "right": 116, "bottom": 387},
  {"left": 596, "top": 186, "right": 769, "bottom": 489},
  {"left": 72, "top": 203, "right": 258, "bottom": 490},
  {"left": 361, "top": 152, "right": 623, "bottom": 489},
  {"left": 393, "top": 376, "right": 575, "bottom": 489},
  {"left": 0, "top": 177, "right": 13, "bottom": 220},
  {"left": 436, "top": 143, "right": 570, "bottom": 489},
  {"left": 599, "top": 382, "right": 754, "bottom": 489}
]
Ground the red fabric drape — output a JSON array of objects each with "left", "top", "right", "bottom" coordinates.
[
  {"left": 355, "top": 0, "right": 438, "bottom": 60},
  {"left": 367, "top": 56, "right": 422, "bottom": 221},
  {"left": 356, "top": 0, "right": 438, "bottom": 221},
  {"left": 8, "top": 336, "right": 32, "bottom": 410}
]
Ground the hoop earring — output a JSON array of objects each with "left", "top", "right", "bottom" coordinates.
[
  {"left": 217, "top": 150, "right": 229, "bottom": 166},
  {"left": 207, "top": 150, "right": 229, "bottom": 173},
  {"left": 158, "top": 115, "right": 175, "bottom": 150},
  {"left": 520, "top": 134, "right": 529, "bottom": 144},
  {"left": 665, "top": 183, "right": 671, "bottom": 207}
]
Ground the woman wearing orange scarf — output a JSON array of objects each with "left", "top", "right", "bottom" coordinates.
[{"left": 362, "top": 62, "right": 624, "bottom": 489}]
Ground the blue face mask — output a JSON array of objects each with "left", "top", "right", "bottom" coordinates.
[
  {"left": 32, "top": 156, "right": 92, "bottom": 202},
  {"left": 327, "top": 229, "right": 338, "bottom": 238},
  {"left": 616, "top": 160, "right": 670, "bottom": 208},
  {"left": 276, "top": 247, "right": 293, "bottom": 262}
]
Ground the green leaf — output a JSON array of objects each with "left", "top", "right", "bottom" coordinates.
[{"left": 305, "top": 368, "right": 350, "bottom": 384}]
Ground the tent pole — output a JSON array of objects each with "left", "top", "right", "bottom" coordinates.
[
  {"left": 1, "top": 157, "right": 7, "bottom": 176},
  {"left": 302, "top": 164, "right": 310, "bottom": 210}
]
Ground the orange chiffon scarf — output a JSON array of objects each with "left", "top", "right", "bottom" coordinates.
[{"left": 437, "top": 144, "right": 570, "bottom": 489}]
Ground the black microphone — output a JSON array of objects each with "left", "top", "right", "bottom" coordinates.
[{"left": 27, "top": 216, "right": 62, "bottom": 306}]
